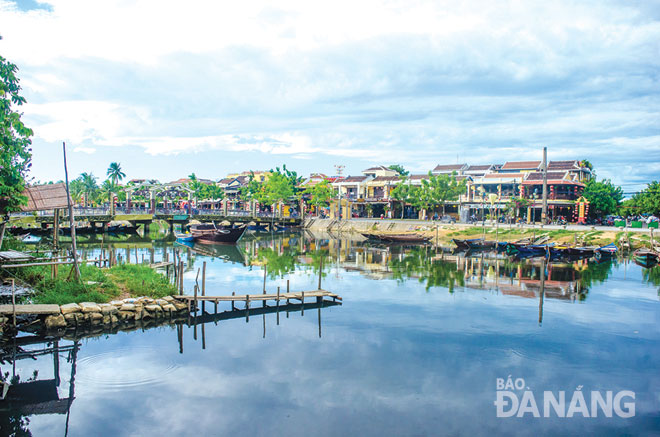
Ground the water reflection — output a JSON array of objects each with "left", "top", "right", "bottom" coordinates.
[{"left": 9, "top": 230, "right": 658, "bottom": 436}]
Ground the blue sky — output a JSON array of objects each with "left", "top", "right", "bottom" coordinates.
[{"left": 1, "top": 0, "right": 659, "bottom": 193}]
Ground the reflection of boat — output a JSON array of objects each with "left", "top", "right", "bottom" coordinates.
[
  {"left": 21, "top": 233, "right": 41, "bottom": 244},
  {"left": 175, "top": 232, "right": 194, "bottom": 242},
  {"left": 190, "top": 223, "right": 247, "bottom": 244},
  {"left": 633, "top": 249, "right": 659, "bottom": 268},
  {"left": 364, "top": 233, "right": 432, "bottom": 243},
  {"left": 183, "top": 241, "right": 247, "bottom": 265},
  {"left": 247, "top": 224, "right": 268, "bottom": 232}
]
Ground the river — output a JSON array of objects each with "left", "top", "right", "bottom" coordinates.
[{"left": 1, "top": 230, "right": 659, "bottom": 436}]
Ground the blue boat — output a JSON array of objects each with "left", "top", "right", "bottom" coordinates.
[
  {"left": 175, "top": 233, "right": 194, "bottom": 242},
  {"left": 21, "top": 233, "right": 42, "bottom": 244},
  {"left": 594, "top": 243, "right": 618, "bottom": 260}
]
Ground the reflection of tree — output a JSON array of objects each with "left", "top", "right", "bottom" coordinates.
[
  {"left": 576, "top": 260, "right": 614, "bottom": 291},
  {"left": 390, "top": 248, "right": 465, "bottom": 292},
  {"left": 642, "top": 266, "right": 660, "bottom": 298},
  {"left": 255, "top": 247, "right": 299, "bottom": 279}
]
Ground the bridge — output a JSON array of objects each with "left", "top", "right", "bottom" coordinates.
[{"left": 10, "top": 207, "right": 303, "bottom": 232}]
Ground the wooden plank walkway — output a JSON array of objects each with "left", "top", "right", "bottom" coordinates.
[
  {"left": 149, "top": 261, "right": 173, "bottom": 269},
  {"left": 175, "top": 289, "right": 341, "bottom": 303},
  {"left": 0, "top": 304, "right": 61, "bottom": 315},
  {"left": 0, "top": 250, "right": 34, "bottom": 262}
]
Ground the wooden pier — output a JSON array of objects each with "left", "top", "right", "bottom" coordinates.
[{"left": 175, "top": 289, "right": 341, "bottom": 313}]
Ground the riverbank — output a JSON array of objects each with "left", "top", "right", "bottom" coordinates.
[{"left": 304, "top": 218, "right": 658, "bottom": 249}]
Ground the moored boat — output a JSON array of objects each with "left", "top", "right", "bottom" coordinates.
[
  {"left": 365, "top": 233, "right": 432, "bottom": 243},
  {"left": 190, "top": 223, "right": 247, "bottom": 244},
  {"left": 594, "top": 243, "right": 618, "bottom": 261},
  {"left": 633, "top": 248, "right": 659, "bottom": 268},
  {"left": 175, "top": 232, "right": 194, "bottom": 242}
]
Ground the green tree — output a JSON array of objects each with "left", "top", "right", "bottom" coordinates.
[
  {"left": 412, "top": 172, "right": 466, "bottom": 218},
  {"left": 261, "top": 172, "right": 294, "bottom": 207},
  {"left": 388, "top": 164, "right": 409, "bottom": 177},
  {"left": 624, "top": 181, "right": 660, "bottom": 216},
  {"left": 79, "top": 172, "right": 99, "bottom": 207},
  {"left": 303, "top": 180, "right": 335, "bottom": 211},
  {"left": 390, "top": 177, "right": 418, "bottom": 218},
  {"left": 0, "top": 39, "right": 33, "bottom": 247},
  {"left": 582, "top": 178, "right": 623, "bottom": 217},
  {"left": 106, "top": 162, "right": 125, "bottom": 186}
]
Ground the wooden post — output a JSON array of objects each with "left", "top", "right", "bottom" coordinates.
[
  {"left": 52, "top": 208, "right": 60, "bottom": 279},
  {"left": 202, "top": 261, "right": 206, "bottom": 297},
  {"left": 287, "top": 279, "right": 290, "bottom": 293},
  {"left": 263, "top": 264, "right": 267, "bottom": 294},
  {"left": 62, "top": 142, "right": 80, "bottom": 281},
  {"left": 276, "top": 286, "right": 280, "bottom": 325},
  {"left": 246, "top": 294, "right": 250, "bottom": 322},
  {"left": 318, "top": 256, "right": 323, "bottom": 290},
  {"left": 301, "top": 291, "right": 305, "bottom": 316},
  {"left": 11, "top": 279, "right": 16, "bottom": 327},
  {"left": 231, "top": 291, "right": 235, "bottom": 310},
  {"left": 135, "top": 246, "right": 138, "bottom": 264},
  {"left": 178, "top": 261, "right": 184, "bottom": 294}
]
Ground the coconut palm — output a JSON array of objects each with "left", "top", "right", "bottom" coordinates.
[
  {"left": 79, "top": 172, "right": 98, "bottom": 207},
  {"left": 107, "top": 162, "right": 126, "bottom": 186}
]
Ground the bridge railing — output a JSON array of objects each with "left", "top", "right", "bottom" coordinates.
[{"left": 10, "top": 207, "right": 299, "bottom": 220}]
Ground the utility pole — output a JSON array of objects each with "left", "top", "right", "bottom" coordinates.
[
  {"left": 542, "top": 146, "right": 548, "bottom": 225},
  {"left": 334, "top": 164, "right": 344, "bottom": 219}
]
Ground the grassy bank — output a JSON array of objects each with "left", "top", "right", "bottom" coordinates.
[
  {"left": 1, "top": 236, "right": 178, "bottom": 305},
  {"left": 19, "top": 264, "right": 177, "bottom": 305}
]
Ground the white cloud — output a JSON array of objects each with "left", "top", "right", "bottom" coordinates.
[{"left": 0, "top": 0, "right": 659, "bottom": 187}]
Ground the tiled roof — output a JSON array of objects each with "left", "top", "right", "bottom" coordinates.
[
  {"left": 371, "top": 176, "right": 401, "bottom": 182},
  {"left": 409, "top": 174, "right": 430, "bottom": 180},
  {"left": 340, "top": 176, "right": 369, "bottom": 183},
  {"left": 433, "top": 164, "right": 466, "bottom": 172},
  {"left": 548, "top": 160, "right": 579, "bottom": 170},
  {"left": 363, "top": 166, "right": 390, "bottom": 172},
  {"left": 501, "top": 161, "right": 541, "bottom": 170},
  {"left": 465, "top": 165, "right": 493, "bottom": 171},
  {"left": 484, "top": 173, "right": 524, "bottom": 179},
  {"left": 525, "top": 171, "right": 568, "bottom": 181}
]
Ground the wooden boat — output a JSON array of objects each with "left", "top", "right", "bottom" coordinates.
[
  {"left": 21, "top": 234, "right": 42, "bottom": 244},
  {"left": 507, "top": 243, "right": 553, "bottom": 258},
  {"left": 594, "top": 243, "right": 618, "bottom": 260},
  {"left": 175, "top": 232, "right": 194, "bottom": 242},
  {"left": 633, "top": 248, "right": 659, "bottom": 268},
  {"left": 190, "top": 223, "right": 247, "bottom": 244},
  {"left": 364, "top": 233, "right": 432, "bottom": 243},
  {"left": 452, "top": 238, "right": 497, "bottom": 251},
  {"left": 565, "top": 246, "right": 596, "bottom": 259}
]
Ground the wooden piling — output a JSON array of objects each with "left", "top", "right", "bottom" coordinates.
[
  {"left": 246, "top": 294, "right": 250, "bottom": 322},
  {"left": 318, "top": 256, "right": 323, "bottom": 290},
  {"left": 287, "top": 279, "right": 290, "bottom": 293},
  {"left": 301, "top": 291, "right": 305, "bottom": 316},
  {"left": 276, "top": 287, "right": 280, "bottom": 325},
  {"left": 263, "top": 264, "right": 267, "bottom": 293},
  {"left": 231, "top": 291, "right": 235, "bottom": 310},
  {"left": 178, "top": 261, "right": 184, "bottom": 294},
  {"left": 11, "top": 279, "right": 16, "bottom": 327}
]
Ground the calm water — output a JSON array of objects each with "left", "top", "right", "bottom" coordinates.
[{"left": 2, "top": 231, "right": 660, "bottom": 436}]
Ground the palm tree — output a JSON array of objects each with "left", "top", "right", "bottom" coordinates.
[
  {"left": 107, "top": 162, "right": 126, "bottom": 186},
  {"left": 79, "top": 172, "right": 98, "bottom": 207}
]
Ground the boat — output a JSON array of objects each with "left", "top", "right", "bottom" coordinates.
[
  {"left": 594, "top": 243, "right": 618, "bottom": 261},
  {"left": 506, "top": 243, "right": 553, "bottom": 258},
  {"left": 364, "top": 233, "right": 432, "bottom": 243},
  {"left": 565, "top": 246, "right": 596, "bottom": 259},
  {"left": 21, "top": 233, "right": 42, "bottom": 244},
  {"left": 175, "top": 232, "right": 195, "bottom": 242},
  {"left": 452, "top": 238, "right": 497, "bottom": 251},
  {"left": 633, "top": 248, "right": 659, "bottom": 268},
  {"left": 189, "top": 223, "right": 247, "bottom": 244}
]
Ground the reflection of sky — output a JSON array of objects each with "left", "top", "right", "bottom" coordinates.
[{"left": 16, "top": 244, "right": 660, "bottom": 436}]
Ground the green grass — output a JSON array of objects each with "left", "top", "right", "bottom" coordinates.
[
  {"left": 2, "top": 245, "right": 177, "bottom": 304},
  {"left": 106, "top": 264, "right": 177, "bottom": 299}
]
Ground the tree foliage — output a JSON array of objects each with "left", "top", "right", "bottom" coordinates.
[
  {"left": 582, "top": 178, "right": 623, "bottom": 217},
  {"left": 388, "top": 164, "right": 409, "bottom": 176},
  {"left": 624, "top": 181, "right": 660, "bottom": 215},
  {"left": 303, "top": 179, "right": 335, "bottom": 210},
  {"left": 106, "top": 162, "right": 125, "bottom": 186},
  {"left": 0, "top": 41, "right": 33, "bottom": 216}
]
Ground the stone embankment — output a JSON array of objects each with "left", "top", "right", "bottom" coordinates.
[{"left": 43, "top": 295, "right": 189, "bottom": 330}]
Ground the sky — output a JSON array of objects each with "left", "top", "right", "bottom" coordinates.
[{"left": 0, "top": 0, "right": 659, "bottom": 193}]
